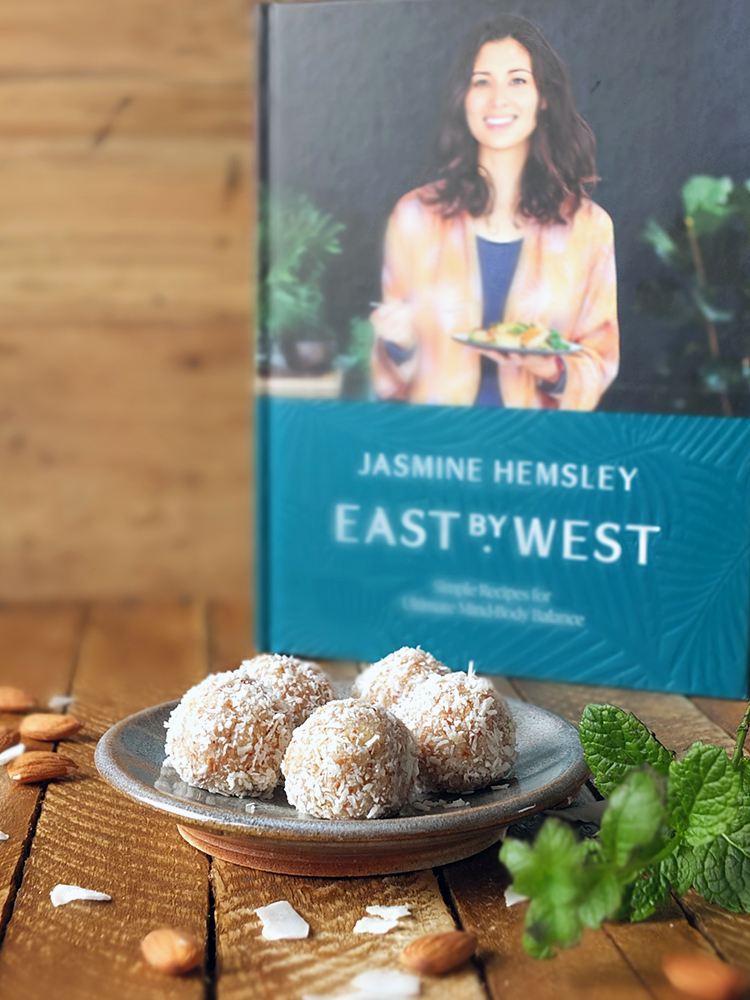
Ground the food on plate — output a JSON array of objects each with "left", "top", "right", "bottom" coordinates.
[
  {"left": 397, "top": 669, "right": 516, "bottom": 793},
  {"left": 165, "top": 670, "right": 292, "bottom": 796},
  {"left": 463, "top": 321, "right": 572, "bottom": 352},
  {"left": 240, "top": 653, "right": 334, "bottom": 729},
  {"left": 281, "top": 698, "right": 418, "bottom": 819},
  {"left": 352, "top": 646, "right": 449, "bottom": 710}
]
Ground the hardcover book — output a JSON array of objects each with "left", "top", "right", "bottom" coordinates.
[{"left": 255, "top": 0, "right": 750, "bottom": 697}]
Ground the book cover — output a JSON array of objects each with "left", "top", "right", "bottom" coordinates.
[{"left": 255, "top": 0, "right": 750, "bottom": 697}]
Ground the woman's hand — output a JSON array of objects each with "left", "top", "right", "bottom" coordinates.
[
  {"left": 370, "top": 302, "right": 417, "bottom": 354},
  {"left": 474, "top": 348, "right": 562, "bottom": 383}
]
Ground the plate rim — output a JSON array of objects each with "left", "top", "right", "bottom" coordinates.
[
  {"left": 452, "top": 333, "right": 583, "bottom": 355},
  {"left": 95, "top": 696, "right": 589, "bottom": 841}
]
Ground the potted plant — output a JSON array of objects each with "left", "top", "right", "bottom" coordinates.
[
  {"left": 637, "top": 175, "right": 750, "bottom": 416},
  {"left": 257, "top": 190, "right": 345, "bottom": 375}
]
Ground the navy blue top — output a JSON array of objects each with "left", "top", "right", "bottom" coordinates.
[{"left": 475, "top": 237, "right": 523, "bottom": 407}]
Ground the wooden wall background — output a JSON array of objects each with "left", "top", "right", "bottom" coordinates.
[{"left": 0, "top": 0, "right": 256, "bottom": 598}]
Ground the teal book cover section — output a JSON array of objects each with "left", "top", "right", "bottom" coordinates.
[{"left": 256, "top": 399, "right": 750, "bottom": 698}]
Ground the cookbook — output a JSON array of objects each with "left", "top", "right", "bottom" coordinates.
[{"left": 255, "top": 0, "right": 750, "bottom": 697}]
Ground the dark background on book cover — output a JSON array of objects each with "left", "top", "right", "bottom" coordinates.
[{"left": 262, "top": 0, "right": 750, "bottom": 414}]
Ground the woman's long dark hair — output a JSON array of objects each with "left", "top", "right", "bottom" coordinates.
[{"left": 423, "top": 15, "right": 597, "bottom": 225}]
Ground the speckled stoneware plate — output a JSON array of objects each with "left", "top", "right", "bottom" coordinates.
[{"left": 96, "top": 695, "right": 588, "bottom": 877}]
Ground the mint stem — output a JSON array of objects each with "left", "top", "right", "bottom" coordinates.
[{"left": 732, "top": 701, "right": 750, "bottom": 769}]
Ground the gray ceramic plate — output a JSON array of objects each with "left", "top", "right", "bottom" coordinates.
[{"left": 95, "top": 696, "right": 588, "bottom": 877}]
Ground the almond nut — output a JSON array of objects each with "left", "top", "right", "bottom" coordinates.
[
  {"left": 401, "top": 930, "right": 477, "bottom": 975},
  {"left": 0, "top": 687, "right": 37, "bottom": 713},
  {"left": 7, "top": 751, "right": 78, "bottom": 784},
  {"left": 141, "top": 927, "right": 203, "bottom": 975},
  {"left": 0, "top": 727, "right": 19, "bottom": 754},
  {"left": 662, "top": 952, "right": 748, "bottom": 1000},
  {"left": 19, "top": 714, "right": 82, "bottom": 742}
]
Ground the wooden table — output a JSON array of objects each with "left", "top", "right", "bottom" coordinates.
[{"left": 0, "top": 601, "right": 747, "bottom": 999}]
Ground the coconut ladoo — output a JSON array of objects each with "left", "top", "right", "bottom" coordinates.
[
  {"left": 352, "top": 646, "right": 449, "bottom": 710},
  {"left": 240, "top": 653, "right": 334, "bottom": 729},
  {"left": 281, "top": 698, "right": 418, "bottom": 819},
  {"left": 397, "top": 669, "right": 516, "bottom": 793},
  {"left": 165, "top": 670, "right": 292, "bottom": 797}
]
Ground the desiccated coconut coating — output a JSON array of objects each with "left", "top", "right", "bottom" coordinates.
[
  {"left": 165, "top": 670, "right": 292, "bottom": 796},
  {"left": 397, "top": 671, "right": 516, "bottom": 793},
  {"left": 281, "top": 699, "right": 419, "bottom": 819},
  {"left": 352, "top": 646, "right": 449, "bottom": 710},
  {"left": 240, "top": 653, "right": 334, "bottom": 729}
]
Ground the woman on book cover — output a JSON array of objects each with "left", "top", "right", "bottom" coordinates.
[{"left": 370, "top": 14, "right": 619, "bottom": 410}]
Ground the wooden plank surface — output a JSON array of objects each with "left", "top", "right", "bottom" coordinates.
[
  {"left": 0, "top": 605, "right": 85, "bottom": 936},
  {"left": 0, "top": 602, "right": 211, "bottom": 999},
  {"left": 213, "top": 864, "right": 487, "bottom": 1000}
]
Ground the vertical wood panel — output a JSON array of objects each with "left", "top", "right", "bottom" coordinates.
[{"left": 0, "top": 0, "right": 253, "bottom": 599}]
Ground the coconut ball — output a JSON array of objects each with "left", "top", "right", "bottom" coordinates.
[
  {"left": 397, "top": 671, "right": 516, "bottom": 793},
  {"left": 165, "top": 670, "right": 292, "bottom": 797},
  {"left": 240, "top": 653, "right": 334, "bottom": 729},
  {"left": 281, "top": 698, "right": 418, "bottom": 819},
  {"left": 352, "top": 646, "right": 449, "bottom": 710}
]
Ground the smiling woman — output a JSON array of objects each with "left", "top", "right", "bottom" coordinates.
[{"left": 370, "top": 14, "right": 619, "bottom": 410}]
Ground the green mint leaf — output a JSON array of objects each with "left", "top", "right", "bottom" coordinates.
[
  {"left": 501, "top": 820, "right": 629, "bottom": 959},
  {"left": 668, "top": 743, "right": 742, "bottom": 846},
  {"left": 600, "top": 770, "right": 666, "bottom": 868},
  {"left": 691, "top": 762, "right": 750, "bottom": 912},
  {"left": 627, "top": 846, "right": 695, "bottom": 922},
  {"left": 579, "top": 704, "right": 673, "bottom": 796}
]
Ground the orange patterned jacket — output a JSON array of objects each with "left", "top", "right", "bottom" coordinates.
[{"left": 371, "top": 187, "right": 619, "bottom": 410}]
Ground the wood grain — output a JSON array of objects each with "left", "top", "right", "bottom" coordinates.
[
  {"left": 212, "top": 862, "right": 487, "bottom": 1000},
  {"left": 0, "top": 605, "right": 85, "bottom": 936},
  {"left": 208, "top": 601, "right": 255, "bottom": 673},
  {"left": 0, "top": 602, "right": 211, "bottom": 999},
  {"left": 443, "top": 846, "right": 652, "bottom": 1000},
  {"left": 691, "top": 697, "right": 749, "bottom": 746},
  {"left": 0, "top": 0, "right": 253, "bottom": 599},
  {"left": 510, "top": 678, "right": 735, "bottom": 754}
]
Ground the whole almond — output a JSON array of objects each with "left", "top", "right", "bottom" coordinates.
[
  {"left": 7, "top": 751, "right": 78, "bottom": 784},
  {"left": 662, "top": 952, "right": 748, "bottom": 1000},
  {"left": 19, "top": 714, "right": 82, "bottom": 742},
  {"left": 141, "top": 927, "right": 203, "bottom": 975},
  {"left": 0, "top": 727, "right": 19, "bottom": 754},
  {"left": 401, "top": 931, "right": 477, "bottom": 975},
  {"left": 0, "top": 687, "right": 37, "bottom": 713}
]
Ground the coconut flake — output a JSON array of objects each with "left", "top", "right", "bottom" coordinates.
[
  {"left": 353, "top": 916, "right": 400, "bottom": 935},
  {"left": 254, "top": 900, "right": 309, "bottom": 940},
  {"left": 352, "top": 969, "right": 421, "bottom": 996},
  {"left": 366, "top": 905, "right": 410, "bottom": 920},
  {"left": 48, "top": 695, "right": 75, "bottom": 710},
  {"left": 446, "top": 798, "right": 469, "bottom": 808},
  {"left": 301, "top": 968, "right": 420, "bottom": 1000},
  {"left": 0, "top": 743, "right": 25, "bottom": 766},
  {"left": 0, "top": 832, "right": 8, "bottom": 842},
  {"left": 50, "top": 884, "right": 112, "bottom": 907},
  {"left": 504, "top": 887, "right": 529, "bottom": 906}
]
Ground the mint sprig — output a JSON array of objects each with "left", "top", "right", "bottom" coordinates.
[{"left": 500, "top": 701, "right": 750, "bottom": 957}]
